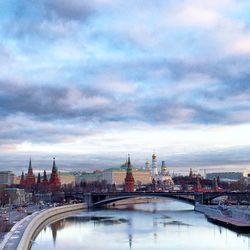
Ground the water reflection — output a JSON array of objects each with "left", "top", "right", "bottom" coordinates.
[
  {"left": 50, "top": 220, "right": 66, "bottom": 244},
  {"left": 32, "top": 200, "right": 250, "bottom": 250}
]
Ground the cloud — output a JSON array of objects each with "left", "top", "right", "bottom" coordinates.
[
  {"left": 41, "top": 0, "right": 93, "bottom": 21},
  {"left": 1, "top": 0, "right": 250, "bottom": 171},
  {"left": 0, "top": 82, "right": 115, "bottom": 120}
]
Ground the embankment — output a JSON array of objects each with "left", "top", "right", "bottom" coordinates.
[{"left": 17, "top": 203, "right": 87, "bottom": 250}]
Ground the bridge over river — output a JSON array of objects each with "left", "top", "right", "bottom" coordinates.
[{"left": 72, "top": 191, "right": 250, "bottom": 207}]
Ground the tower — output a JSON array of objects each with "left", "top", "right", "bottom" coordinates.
[
  {"left": 145, "top": 161, "right": 150, "bottom": 171},
  {"left": 151, "top": 153, "right": 158, "bottom": 178},
  {"left": 124, "top": 154, "right": 135, "bottom": 192},
  {"left": 42, "top": 170, "right": 49, "bottom": 192},
  {"left": 159, "top": 160, "right": 174, "bottom": 187},
  {"left": 43, "top": 170, "right": 49, "bottom": 185},
  {"left": 25, "top": 158, "right": 36, "bottom": 189},
  {"left": 37, "top": 172, "right": 41, "bottom": 184},
  {"left": 49, "top": 158, "right": 61, "bottom": 191},
  {"left": 20, "top": 171, "right": 25, "bottom": 187},
  {"left": 189, "top": 168, "right": 193, "bottom": 178},
  {"left": 161, "top": 161, "right": 167, "bottom": 175}
]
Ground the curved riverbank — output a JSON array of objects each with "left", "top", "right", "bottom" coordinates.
[{"left": 16, "top": 203, "right": 87, "bottom": 250}]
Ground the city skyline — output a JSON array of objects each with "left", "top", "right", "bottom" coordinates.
[{"left": 1, "top": 1, "right": 250, "bottom": 172}]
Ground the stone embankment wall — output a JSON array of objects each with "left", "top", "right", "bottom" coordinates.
[{"left": 17, "top": 203, "right": 87, "bottom": 250}]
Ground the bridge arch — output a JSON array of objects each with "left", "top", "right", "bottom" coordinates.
[{"left": 91, "top": 193, "right": 196, "bottom": 207}]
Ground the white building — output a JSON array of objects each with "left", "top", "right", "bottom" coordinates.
[
  {"left": 159, "top": 161, "right": 174, "bottom": 185},
  {"left": 4, "top": 188, "right": 26, "bottom": 206},
  {"left": 151, "top": 153, "right": 158, "bottom": 178}
]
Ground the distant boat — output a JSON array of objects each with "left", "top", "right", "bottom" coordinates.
[
  {"left": 196, "top": 203, "right": 250, "bottom": 232},
  {"left": 206, "top": 214, "right": 250, "bottom": 232}
]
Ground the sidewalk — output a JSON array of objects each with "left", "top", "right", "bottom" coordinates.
[{"left": 0, "top": 211, "right": 41, "bottom": 250}]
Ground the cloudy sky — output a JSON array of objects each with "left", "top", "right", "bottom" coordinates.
[{"left": 1, "top": 0, "right": 250, "bottom": 174}]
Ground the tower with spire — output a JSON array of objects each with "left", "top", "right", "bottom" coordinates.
[
  {"left": 49, "top": 158, "right": 61, "bottom": 192},
  {"left": 43, "top": 170, "right": 49, "bottom": 185},
  {"left": 124, "top": 154, "right": 135, "bottom": 192},
  {"left": 25, "top": 158, "right": 36, "bottom": 189},
  {"left": 20, "top": 171, "right": 25, "bottom": 187}
]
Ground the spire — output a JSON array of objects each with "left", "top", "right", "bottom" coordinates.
[
  {"left": 43, "top": 170, "right": 48, "bottom": 181},
  {"left": 189, "top": 168, "right": 193, "bottom": 177},
  {"left": 124, "top": 154, "right": 135, "bottom": 192},
  {"left": 37, "top": 172, "right": 41, "bottom": 184},
  {"left": 20, "top": 171, "right": 25, "bottom": 186},
  {"left": 28, "top": 158, "right": 33, "bottom": 174},
  {"left": 127, "top": 154, "right": 132, "bottom": 173},
  {"left": 50, "top": 158, "right": 61, "bottom": 190},
  {"left": 52, "top": 157, "right": 57, "bottom": 172},
  {"left": 43, "top": 170, "right": 49, "bottom": 186},
  {"left": 21, "top": 171, "right": 24, "bottom": 181}
]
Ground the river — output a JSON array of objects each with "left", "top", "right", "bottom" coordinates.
[{"left": 32, "top": 199, "right": 250, "bottom": 250}]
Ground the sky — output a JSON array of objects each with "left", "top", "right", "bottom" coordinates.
[{"left": 1, "top": 0, "right": 250, "bottom": 174}]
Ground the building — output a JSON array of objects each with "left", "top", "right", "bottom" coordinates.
[
  {"left": 76, "top": 172, "right": 103, "bottom": 184},
  {"left": 159, "top": 161, "right": 174, "bottom": 185},
  {"left": 0, "top": 171, "right": 15, "bottom": 186},
  {"left": 206, "top": 172, "right": 243, "bottom": 182},
  {"left": 124, "top": 155, "right": 135, "bottom": 192},
  {"left": 59, "top": 173, "right": 76, "bottom": 186},
  {"left": 20, "top": 159, "right": 36, "bottom": 189},
  {"left": 20, "top": 158, "right": 61, "bottom": 192},
  {"left": 13, "top": 175, "right": 21, "bottom": 185},
  {"left": 102, "top": 168, "right": 152, "bottom": 186},
  {"left": 76, "top": 166, "right": 151, "bottom": 186},
  {"left": 4, "top": 188, "right": 26, "bottom": 206}
]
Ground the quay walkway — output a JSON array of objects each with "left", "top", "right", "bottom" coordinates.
[{"left": 0, "top": 203, "right": 87, "bottom": 250}]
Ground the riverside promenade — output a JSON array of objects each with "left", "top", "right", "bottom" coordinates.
[{"left": 0, "top": 203, "right": 87, "bottom": 250}]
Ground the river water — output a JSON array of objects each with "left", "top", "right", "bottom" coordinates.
[{"left": 32, "top": 199, "right": 250, "bottom": 250}]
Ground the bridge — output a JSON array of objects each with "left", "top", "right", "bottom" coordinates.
[{"left": 73, "top": 191, "right": 250, "bottom": 207}]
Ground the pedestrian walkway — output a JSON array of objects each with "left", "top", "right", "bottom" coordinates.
[{"left": 1, "top": 211, "right": 42, "bottom": 250}]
